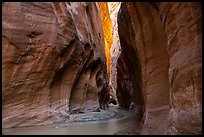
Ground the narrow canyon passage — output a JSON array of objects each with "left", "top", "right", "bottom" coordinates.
[{"left": 2, "top": 2, "right": 202, "bottom": 135}]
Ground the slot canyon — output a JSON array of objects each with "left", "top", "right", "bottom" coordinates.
[{"left": 2, "top": 2, "right": 202, "bottom": 135}]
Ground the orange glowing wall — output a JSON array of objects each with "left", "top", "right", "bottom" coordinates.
[{"left": 98, "top": 2, "right": 113, "bottom": 78}]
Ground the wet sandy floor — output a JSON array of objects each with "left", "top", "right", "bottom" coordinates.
[{"left": 3, "top": 105, "right": 143, "bottom": 135}]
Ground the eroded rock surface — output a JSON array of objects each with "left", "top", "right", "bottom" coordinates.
[
  {"left": 158, "top": 2, "right": 202, "bottom": 135},
  {"left": 2, "top": 2, "right": 201, "bottom": 135},
  {"left": 116, "top": 55, "right": 131, "bottom": 109},
  {"left": 117, "top": 2, "right": 201, "bottom": 135},
  {"left": 108, "top": 2, "right": 121, "bottom": 101},
  {"left": 98, "top": 2, "right": 113, "bottom": 78},
  {"left": 2, "top": 2, "right": 109, "bottom": 128}
]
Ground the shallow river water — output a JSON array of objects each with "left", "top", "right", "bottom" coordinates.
[{"left": 3, "top": 105, "right": 143, "bottom": 135}]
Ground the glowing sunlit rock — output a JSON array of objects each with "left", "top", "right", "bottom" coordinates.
[{"left": 98, "top": 2, "right": 113, "bottom": 78}]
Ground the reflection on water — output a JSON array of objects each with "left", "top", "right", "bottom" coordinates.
[{"left": 3, "top": 105, "right": 143, "bottom": 135}]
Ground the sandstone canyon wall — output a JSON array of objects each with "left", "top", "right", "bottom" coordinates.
[
  {"left": 117, "top": 2, "right": 202, "bottom": 135},
  {"left": 98, "top": 2, "right": 113, "bottom": 78},
  {"left": 108, "top": 2, "right": 133, "bottom": 108},
  {"left": 108, "top": 2, "right": 121, "bottom": 101},
  {"left": 2, "top": 2, "right": 202, "bottom": 135},
  {"left": 158, "top": 2, "right": 202, "bottom": 134},
  {"left": 116, "top": 55, "right": 132, "bottom": 109},
  {"left": 2, "top": 2, "right": 109, "bottom": 128}
]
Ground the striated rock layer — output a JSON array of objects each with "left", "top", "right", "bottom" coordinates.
[
  {"left": 108, "top": 2, "right": 121, "bottom": 15},
  {"left": 2, "top": 2, "right": 109, "bottom": 128},
  {"left": 108, "top": 2, "right": 121, "bottom": 101},
  {"left": 117, "top": 2, "right": 201, "bottom": 135},
  {"left": 116, "top": 55, "right": 132, "bottom": 109},
  {"left": 98, "top": 2, "right": 113, "bottom": 78},
  {"left": 158, "top": 2, "right": 202, "bottom": 135}
]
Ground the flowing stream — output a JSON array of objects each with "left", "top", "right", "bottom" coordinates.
[{"left": 3, "top": 105, "right": 143, "bottom": 135}]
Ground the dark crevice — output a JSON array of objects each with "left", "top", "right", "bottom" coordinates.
[
  {"left": 27, "top": 31, "right": 43, "bottom": 38},
  {"left": 84, "top": 43, "right": 91, "bottom": 51},
  {"left": 59, "top": 39, "right": 75, "bottom": 57}
]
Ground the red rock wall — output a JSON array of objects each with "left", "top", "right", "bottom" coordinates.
[
  {"left": 2, "top": 2, "right": 109, "bottom": 128},
  {"left": 116, "top": 55, "right": 131, "bottom": 109},
  {"left": 157, "top": 2, "right": 202, "bottom": 134},
  {"left": 117, "top": 2, "right": 201, "bottom": 135},
  {"left": 109, "top": 2, "right": 121, "bottom": 101}
]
